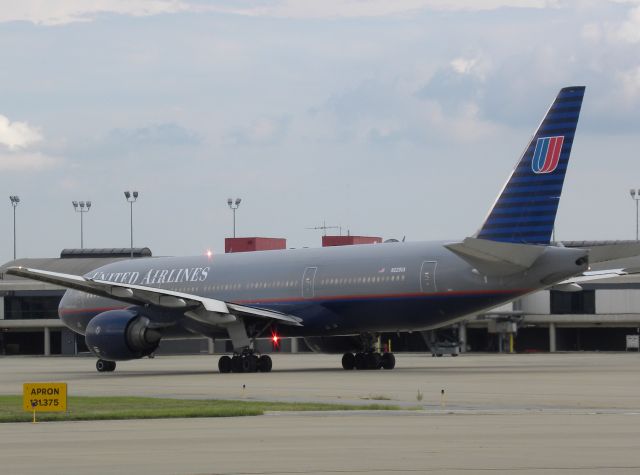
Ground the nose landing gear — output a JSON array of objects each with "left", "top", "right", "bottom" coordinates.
[{"left": 96, "top": 359, "right": 116, "bottom": 372}]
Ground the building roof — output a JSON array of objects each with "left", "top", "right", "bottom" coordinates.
[
  {"left": 0, "top": 254, "right": 156, "bottom": 291},
  {"left": 60, "top": 247, "right": 152, "bottom": 258}
]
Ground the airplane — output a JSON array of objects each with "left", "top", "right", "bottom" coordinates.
[{"left": 8, "top": 86, "right": 640, "bottom": 373}]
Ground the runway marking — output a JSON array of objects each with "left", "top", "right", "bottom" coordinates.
[
  {"left": 264, "top": 408, "right": 640, "bottom": 417},
  {"left": 196, "top": 465, "right": 640, "bottom": 474}
]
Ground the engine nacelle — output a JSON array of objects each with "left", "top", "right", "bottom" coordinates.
[
  {"left": 304, "top": 336, "right": 362, "bottom": 354},
  {"left": 85, "top": 309, "right": 161, "bottom": 361}
]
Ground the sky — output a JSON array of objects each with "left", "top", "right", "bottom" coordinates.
[{"left": 1, "top": 0, "right": 640, "bottom": 262}]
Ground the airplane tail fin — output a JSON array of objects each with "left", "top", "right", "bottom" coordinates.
[{"left": 476, "top": 86, "right": 585, "bottom": 245}]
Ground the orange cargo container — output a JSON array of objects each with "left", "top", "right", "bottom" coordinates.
[
  {"left": 321, "top": 235, "right": 382, "bottom": 247},
  {"left": 225, "top": 237, "right": 287, "bottom": 253}
]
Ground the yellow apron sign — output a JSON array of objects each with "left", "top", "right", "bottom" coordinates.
[{"left": 23, "top": 383, "right": 67, "bottom": 412}]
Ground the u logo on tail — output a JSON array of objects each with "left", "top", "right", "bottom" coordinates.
[{"left": 532, "top": 136, "right": 564, "bottom": 174}]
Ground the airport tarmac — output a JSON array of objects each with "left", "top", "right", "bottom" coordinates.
[{"left": 2, "top": 352, "right": 640, "bottom": 474}]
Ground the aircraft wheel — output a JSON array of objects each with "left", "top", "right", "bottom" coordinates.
[
  {"left": 341, "top": 352, "right": 355, "bottom": 370},
  {"left": 367, "top": 352, "right": 381, "bottom": 370},
  {"left": 231, "top": 355, "right": 244, "bottom": 373},
  {"left": 381, "top": 352, "right": 395, "bottom": 370},
  {"left": 258, "top": 355, "right": 272, "bottom": 373},
  {"left": 96, "top": 359, "right": 115, "bottom": 372},
  {"left": 218, "top": 355, "right": 232, "bottom": 373},
  {"left": 354, "top": 352, "right": 367, "bottom": 370},
  {"left": 243, "top": 355, "right": 258, "bottom": 373}
]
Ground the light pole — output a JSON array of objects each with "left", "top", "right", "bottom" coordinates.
[
  {"left": 9, "top": 195, "right": 19, "bottom": 260},
  {"left": 72, "top": 200, "right": 91, "bottom": 249},
  {"left": 124, "top": 191, "right": 139, "bottom": 257},
  {"left": 227, "top": 198, "right": 242, "bottom": 238},
  {"left": 631, "top": 189, "right": 640, "bottom": 241}
]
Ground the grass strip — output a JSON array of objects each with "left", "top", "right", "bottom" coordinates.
[{"left": 0, "top": 395, "right": 403, "bottom": 423}]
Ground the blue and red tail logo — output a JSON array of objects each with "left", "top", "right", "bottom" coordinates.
[{"left": 531, "top": 136, "right": 564, "bottom": 174}]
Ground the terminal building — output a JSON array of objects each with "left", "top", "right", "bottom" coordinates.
[{"left": 1, "top": 239, "right": 639, "bottom": 356}]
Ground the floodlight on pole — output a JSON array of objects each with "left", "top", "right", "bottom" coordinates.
[
  {"left": 124, "top": 190, "right": 139, "bottom": 258},
  {"left": 631, "top": 188, "right": 640, "bottom": 241},
  {"left": 227, "top": 197, "right": 242, "bottom": 238},
  {"left": 72, "top": 199, "right": 92, "bottom": 249},
  {"left": 9, "top": 195, "right": 20, "bottom": 260}
]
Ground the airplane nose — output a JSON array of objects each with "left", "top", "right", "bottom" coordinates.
[
  {"left": 58, "top": 290, "right": 72, "bottom": 324},
  {"left": 58, "top": 290, "right": 87, "bottom": 334}
]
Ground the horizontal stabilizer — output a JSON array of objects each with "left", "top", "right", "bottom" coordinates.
[
  {"left": 445, "top": 237, "right": 546, "bottom": 276},
  {"left": 560, "top": 240, "right": 640, "bottom": 264},
  {"left": 556, "top": 267, "right": 640, "bottom": 287}
]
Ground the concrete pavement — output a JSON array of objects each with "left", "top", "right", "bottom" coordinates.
[{"left": 2, "top": 352, "right": 640, "bottom": 474}]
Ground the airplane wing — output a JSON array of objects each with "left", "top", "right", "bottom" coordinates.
[{"left": 5, "top": 266, "right": 302, "bottom": 327}]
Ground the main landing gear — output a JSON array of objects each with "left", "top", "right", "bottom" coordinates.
[
  {"left": 340, "top": 333, "right": 396, "bottom": 370},
  {"left": 216, "top": 318, "right": 276, "bottom": 373},
  {"left": 96, "top": 359, "right": 116, "bottom": 372},
  {"left": 341, "top": 351, "right": 395, "bottom": 370},
  {"left": 217, "top": 351, "right": 272, "bottom": 373}
]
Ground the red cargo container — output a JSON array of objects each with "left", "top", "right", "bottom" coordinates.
[
  {"left": 225, "top": 237, "right": 287, "bottom": 253},
  {"left": 321, "top": 235, "right": 382, "bottom": 247}
]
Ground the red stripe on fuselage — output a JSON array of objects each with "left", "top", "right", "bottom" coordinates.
[{"left": 234, "top": 288, "right": 528, "bottom": 305}]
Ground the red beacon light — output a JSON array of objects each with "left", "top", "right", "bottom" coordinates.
[{"left": 271, "top": 330, "right": 280, "bottom": 349}]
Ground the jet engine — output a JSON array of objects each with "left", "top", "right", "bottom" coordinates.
[
  {"left": 303, "top": 336, "right": 362, "bottom": 354},
  {"left": 85, "top": 309, "right": 161, "bottom": 361}
]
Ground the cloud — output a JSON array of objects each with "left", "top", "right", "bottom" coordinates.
[
  {"left": 616, "top": 5, "right": 640, "bottom": 42},
  {"left": 0, "top": 0, "right": 562, "bottom": 25},
  {"left": 306, "top": 74, "right": 505, "bottom": 148},
  {"left": 617, "top": 65, "right": 640, "bottom": 100},
  {"left": 226, "top": 116, "right": 290, "bottom": 145},
  {"left": 0, "top": 114, "right": 60, "bottom": 172},
  {"left": 0, "top": 115, "right": 42, "bottom": 151},
  {"left": 416, "top": 59, "right": 486, "bottom": 116},
  {"left": 213, "top": 0, "right": 558, "bottom": 19},
  {"left": 449, "top": 56, "right": 490, "bottom": 79},
  {"left": 106, "top": 123, "right": 201, "bottom": 148},
  {"left": 450, "top": 57, "right": 479, "bottom": 75},
  {"left": 0, "top": 0, "right": 189, "bottom": 26},
  {"left": 0, "top": 152, "right": 59, "bottom": 171},
  {"left": 581, "top": 22, "right": 603, "bottom": 42},
  {"left": 61, "top": 123, "right": 203, "bottom": 166},
  {"left": 581, "top": 3, "right": 640, "bottom": 45}
]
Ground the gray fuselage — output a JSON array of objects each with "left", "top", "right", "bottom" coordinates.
[{"left": 58, "top": 241, "right": 588, "bottom": 339}]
